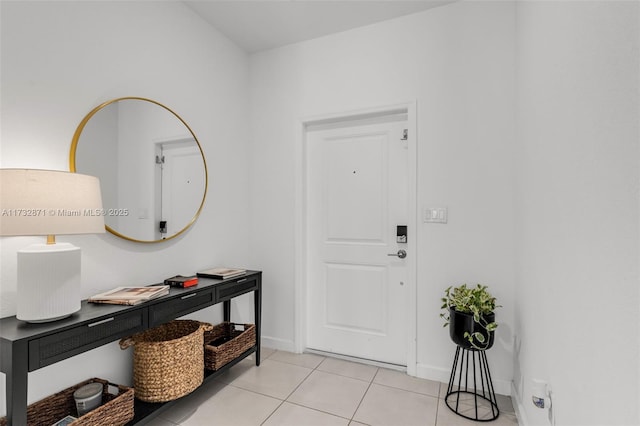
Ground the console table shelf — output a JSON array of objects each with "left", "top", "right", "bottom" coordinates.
[{"left": 0, "top": 271, "right": 262, "bottom": 426}]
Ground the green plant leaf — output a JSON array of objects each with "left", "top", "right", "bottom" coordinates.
[{"left": 441, "top": 283, "right": 500, "bottom": 332}]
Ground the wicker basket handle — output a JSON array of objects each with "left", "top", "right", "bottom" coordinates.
[
  {"left": 199, "top": 322, "right": 214, "bottom": 332},
  {"left": 119, "top": 336, "right": 136, "bottom": 349}
]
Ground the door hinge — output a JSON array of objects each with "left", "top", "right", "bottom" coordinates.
[
  {"left": 155, "top": 155, "right": 165, "bottom": 164},
  {"left": 401, "top": 129, "right": 408, "bottom": 141}
]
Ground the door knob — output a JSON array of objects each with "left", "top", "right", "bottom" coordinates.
[{"left": 388, "top": 249, "right": 407, "bottom": 259}]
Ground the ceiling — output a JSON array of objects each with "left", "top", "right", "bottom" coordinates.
[{"left": 183, "top": 1, "right": 456, "bottom": 53}]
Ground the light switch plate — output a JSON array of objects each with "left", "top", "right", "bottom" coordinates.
[{"left": 423, "top": 207, "right": 447, "bottom": 223}]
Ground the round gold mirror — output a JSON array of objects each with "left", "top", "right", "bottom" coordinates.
[{"left": 70, "top": 97, "right": 208, "bottom": 243}]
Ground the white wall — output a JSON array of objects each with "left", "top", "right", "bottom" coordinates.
[
  {"left": 514, "top": 1, "right": 639, "bottom": 425},
  {"left": 0, "top": 0, "right": 251, "bottom": 413},
  {"left": 248, "top": 0, "right": 517, "bottom": 391}
]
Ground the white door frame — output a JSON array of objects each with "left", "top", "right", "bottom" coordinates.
[{"left": 294, "top": 101, "right": 418, "bottom": 376}]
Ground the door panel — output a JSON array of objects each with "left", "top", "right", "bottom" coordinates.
[
  {"left": 324, "top": 134, "right": 386, "bottom": 242},
  {"left": 325, "top": 263, "right": 387, "bottom": 334},
  {"left": 306, "top": 117, "right": 408, "bottom": 365}
]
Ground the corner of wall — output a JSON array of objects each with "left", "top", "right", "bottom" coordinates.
[
  {"left": 511, "top": 381, "right": 529, "bottom": 426},
  {"left": 261, "top": 335, "right": 296, "bottom": 353}
]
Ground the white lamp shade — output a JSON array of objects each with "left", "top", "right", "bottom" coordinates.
[{"left": 0, "top": 169, "right": 105, "bottom": 236}]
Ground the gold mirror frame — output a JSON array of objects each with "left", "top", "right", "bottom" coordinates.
[{"left": 70, "top": 97, "right": 208, "bottom": 243}]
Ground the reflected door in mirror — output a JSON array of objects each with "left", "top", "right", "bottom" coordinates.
[
  {"left": 70, "top": 97, "right": 207, "bottom": 242},
  {"left": 155, "top": 140, "right": 205, "bottom": 239}
]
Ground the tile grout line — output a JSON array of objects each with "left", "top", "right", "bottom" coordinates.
[
  {"left": 288, "top": 352, "right": 328, "bottom": 397},
  {"left": 260, "top": 353, "right": 331, "bottom": 424},
  {"left": 434, "top": 382, "right": 441, "bottom": 426},
  {"left": 314, "top": 356, "right": 379, "bottom": 424},
  {"left": 277, "top": 352, "right": 324, "bottom": 404},
  {"left": 231, "top": 349, "right": 291, "bottom": 426},
  {"left": 261, "top": 351, "right": 339, "bottom": 425},
  {"left": 347, "top": 366, "right": 380, "bottom": 424},
  {"left": 371, "top": 380, "right": 442, "bottom": 400},
  {"left": 270, "top": 353, "right": 372, "bottom": 424},
  {"left": 258, "top": 398, "right": 287, "bottom": 426},
  {"left": 283, "top": 400, "right": 354, "bottom": 424},
  {"left": 226, "top": 359, "right": 298, "bottom": 426}
]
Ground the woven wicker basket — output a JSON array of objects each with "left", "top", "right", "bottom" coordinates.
[
  {"left": 204, "top": 322, "right": 256, "bottom": 371},
  {"left": 119, "top": 320, "right": 212, "bottom": 403},
  {"left": 0, "top": 378, "right": 134, "bottom": 426}
]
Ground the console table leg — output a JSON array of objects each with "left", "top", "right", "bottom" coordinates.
[
  {"left": 3, "top": 341, "right": 28, "bottom": 425},
  {"left": 254, "top": 285, "right": 262, "bottom": 366},
  {"left": 223, "top": 300, "right": 231, "bottom": 322}
]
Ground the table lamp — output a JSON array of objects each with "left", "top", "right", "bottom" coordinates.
[{"left": 0, "top": 169, "right": 105, "bottom": 322}]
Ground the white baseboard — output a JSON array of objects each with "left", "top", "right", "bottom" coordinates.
[
  {"left": 261, "top": 335, "right": 296, "bottom": 352},
  {"left": 415, "top": 362, "right": 452, "bottom": 384},
  {"left": 512, "top": 381, "right": 529, "bottom": 426},
  {"left": 416, "top": 362, "right": 512, "bottom": 396}
]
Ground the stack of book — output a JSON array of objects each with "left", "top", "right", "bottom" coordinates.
[
  {"left": 88, "top": 285, "right": 169, "bottom": 306},
  {"left": 197, "top": 267, "right": 246, "bottom": 279},
  {"left": 164, "top": 275, "right": 199, "bottom": 288}
]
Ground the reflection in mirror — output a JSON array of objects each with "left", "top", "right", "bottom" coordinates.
[{"left": 70, "top": 97, "right": 207, "bottom": 242}]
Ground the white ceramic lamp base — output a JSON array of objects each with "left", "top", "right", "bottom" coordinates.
[{"left": 17, "top": 242, "right": 82, "bottom": 322}]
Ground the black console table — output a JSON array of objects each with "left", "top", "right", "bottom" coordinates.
[{"left": 0, "top": 270, "right": 262, "bottom": 425}]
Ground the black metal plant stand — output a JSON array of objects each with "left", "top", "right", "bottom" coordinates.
[{"left": 445, "top": 345, "right": 499, "bottom": 422}]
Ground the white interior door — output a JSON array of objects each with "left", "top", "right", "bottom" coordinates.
[
  {"left": 158, "top": 140, "right": 204, "bottom": 238},
  {"left": 306, "top": 116, "right": 409, "bottom": 366}
]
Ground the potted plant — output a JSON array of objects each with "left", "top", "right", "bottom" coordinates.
[{"left": 440, "top": 284, "right": 499, "bottom": 350}]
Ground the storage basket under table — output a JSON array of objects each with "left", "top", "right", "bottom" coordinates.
[
  {"left": 119, "top": 320, "right": 212, "bottom": 403},
  {"left": 0, "top": 378, "right": 134, "bottom": 426},
  {"left": 204, "top": 322, "right": 256, "bottom": 371}
]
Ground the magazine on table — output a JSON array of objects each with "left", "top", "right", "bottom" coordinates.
[{"left": 88, "top": 285, "right": 169, "bottom": 305}]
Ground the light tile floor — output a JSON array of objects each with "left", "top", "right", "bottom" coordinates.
[{"left": 146, "top": 348, "right": 519, "bottom": 426}]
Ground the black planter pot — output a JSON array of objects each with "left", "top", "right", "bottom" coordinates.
[{"left": 449, "top": 307, "right": 495, "bottom": 350}]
